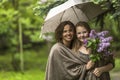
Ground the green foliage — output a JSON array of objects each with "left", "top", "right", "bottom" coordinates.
[
  {"left": 0, "top": 44, "right": 48, "bottom": 71},
  {"left": 86, "top": 38, "right": 101, "bottom": 62},
  {"left": 91, "top": 0, "right": 120, "bottom": 18},
  {"left": 90, "top": 53, "right": 100, "bottom": 62},
  {"left": 0, "top": 0, "right": 45, "bottom": 51},
  {"left": 33, "top": 0, "right": 66, "bottom": 16},
  {"left": 112, "top": 58, "right": 120, "bottom": 72}
]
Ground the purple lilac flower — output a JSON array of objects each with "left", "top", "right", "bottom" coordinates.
[
  {"left": 101, "top": 37, "right": 113, "bottom": 43},
  {"left": 83, "top": 39, "right": 88, "bottom": 46},
  {"left": 97, "top": 42, "right": 111, "bottom": 53},
  {"left": 99, "top": 36, "right": 105, "bottom": 42},
  {"left": 97, "top": 31, "right": 109, "bottom": 37},
  {"left": 99, "top": 42, "right": 110, "bottom": 49},
  {"left": 89, "top": 30, "right": 97, "bottom": 38},
  {"left": 88, "top": 30, "right": 113, "bottom": 62},
  {"left": 97, "top": 47, "right": 104, "bottom": 52}
]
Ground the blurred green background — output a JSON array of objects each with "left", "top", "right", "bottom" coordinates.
[{"left": 0, "top": 0, "right": 120, "bottom": 80}]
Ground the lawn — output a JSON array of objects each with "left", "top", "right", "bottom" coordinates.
[{"left": 0, "top": 69, "right": 45, "bottom": 80}]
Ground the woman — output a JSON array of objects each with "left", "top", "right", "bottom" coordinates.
[
  {"left": 72, "top": 21, "right": 115, "bottom": 80},
  {"left": 45, "top": 21, "right": 83, "bottom": 80}
]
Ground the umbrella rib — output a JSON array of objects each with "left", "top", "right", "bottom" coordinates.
[
  {"left": 75, "top": 5, "right": 91, "bottom": 21},
  {"left": 60, "top": 10, "right": 65, "bottom": 22},
  {"left": 71, "top": 6, "right": 80, "bottom": 21}
]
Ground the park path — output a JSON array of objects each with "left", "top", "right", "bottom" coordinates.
[{"left": 110, "top": 72, "right": 120, "bottom": 80}]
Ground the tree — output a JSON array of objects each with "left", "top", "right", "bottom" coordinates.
[{"left": 0, "top": 0, "right": 44, "bottom": 71}]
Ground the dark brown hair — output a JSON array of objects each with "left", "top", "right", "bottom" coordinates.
[
  {"left": 72, "top": 21, "right": 91, "bottom": 52},
  {"left": 55, "top": 21, "right": 75, "bottom": 45}
]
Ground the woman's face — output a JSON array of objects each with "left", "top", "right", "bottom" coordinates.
[
  {"left": 62, "top": 24, "right": 74, "bottom": 44},
  {"left": 76, "top": 26, "right": 89, "bottom": 43}
]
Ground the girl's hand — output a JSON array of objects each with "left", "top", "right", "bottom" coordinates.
[
  {"left": 86, "top": 60, "right": 95, "bottom": 70},
  {"left": 93, "top": 63, "right": 113, "bottom": 77},
  {"left": 93, "top": 67, "right": 103, "bottom": 77}
]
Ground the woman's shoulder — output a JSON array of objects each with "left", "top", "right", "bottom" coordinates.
[
  {"left": 51, "top": 42, "right": 70, "bottom": 53},
  {"left": 51, "top": 43, "right": 63, "bottom": 50},
  {"left": 49, "top": 43, "right": 64, "bottom": 57}
]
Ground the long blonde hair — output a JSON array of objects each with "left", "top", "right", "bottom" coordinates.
[{"left": 72, "top": 21, "right": 91, "bottom": 52}]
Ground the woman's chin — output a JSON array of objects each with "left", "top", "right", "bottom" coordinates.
[{"left": 80, "top": 40, "right": 84, "bottom": 43}]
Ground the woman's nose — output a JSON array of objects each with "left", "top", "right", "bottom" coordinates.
[
  {"left": 67, "top": 31, "right": 70, "bottom": 34},
  {"left": 80, "top": 33, "right": 84, "bottom": 36}
]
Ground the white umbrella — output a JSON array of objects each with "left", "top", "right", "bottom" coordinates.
[{"left": 41, "top": 0, "right": 106, "bottom": 34}]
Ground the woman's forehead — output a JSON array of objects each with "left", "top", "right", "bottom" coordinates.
[{"left": 64, "top": 25, "right": 72, "bottom": 29}]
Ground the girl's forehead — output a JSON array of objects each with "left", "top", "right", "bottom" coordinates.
[{"left": 76, "top": 26, "right": 87, "bottom": 30}]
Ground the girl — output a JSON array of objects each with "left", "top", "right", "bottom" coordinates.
[{"left": 72, "top": 21, "right": 114, "bottom": 80}]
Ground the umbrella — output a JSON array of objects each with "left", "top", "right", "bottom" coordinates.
[{"left": 41, "top": 0, "right": 106, "bottom": 34}]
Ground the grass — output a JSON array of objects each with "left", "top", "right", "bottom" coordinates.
[{"left": 0, "top": 69, "right": 45, "bottom": 80}]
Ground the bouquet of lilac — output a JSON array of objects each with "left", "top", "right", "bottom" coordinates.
[{"left": 84, "top": 30, "right": 113, "bottom": 62}]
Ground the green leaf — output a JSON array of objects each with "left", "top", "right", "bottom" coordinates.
[
  {"left": 89, "top": 54, "right": 100, "bottom": 62},
  {"left": 87, "top": 41, "right": 92, "bottom": 47}
]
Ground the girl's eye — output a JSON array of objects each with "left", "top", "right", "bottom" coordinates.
[
  {"left": 77, "top": 31, "right": 87, "bottom": 34},
  {"left": 77, "top": 32, "right": 81, "bottom": 34},
  {"left": 83, "top": 31, "right": 87, "bottom": 33}
]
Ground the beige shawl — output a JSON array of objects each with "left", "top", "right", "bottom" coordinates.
[{"left": 45, "top": 43, "right": 112, "bottom": 80}]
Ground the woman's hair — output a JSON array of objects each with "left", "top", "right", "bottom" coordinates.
[
  {"left": 72, "top": 21, "right": 91, "bottom": 52},
  {"left": 55, "top": 21, "right": 76, "bottom": 46}
]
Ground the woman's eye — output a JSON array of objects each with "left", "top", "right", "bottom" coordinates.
[
  {"left": 63, "top": 31, "right": 67, "bottom": 33},
  {"left": 69, "top": 29, "right": 72, "bottom": 32}
]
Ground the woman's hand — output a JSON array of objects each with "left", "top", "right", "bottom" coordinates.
[{"left": 86, "top": 60, "right": 95, "bottom": 70}]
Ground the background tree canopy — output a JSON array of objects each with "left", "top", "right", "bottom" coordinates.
[{"left": 0, "top": 0, "right": 45, "bottom": 52}]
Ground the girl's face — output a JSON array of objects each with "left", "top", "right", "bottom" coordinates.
[
  {"left": 76, "top": 26, "right": 89, "bottom": 43},
  {"left": 62, "top": 24, "right": 74, "bottom": 44}
]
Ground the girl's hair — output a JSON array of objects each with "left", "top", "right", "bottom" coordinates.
[
  {"left": 72, "top": 21, "right": 91, "bottom": 52},
  {"left": 55, "top": 21, "right": 76, "bottom": 48}
]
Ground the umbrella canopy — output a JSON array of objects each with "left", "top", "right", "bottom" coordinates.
[{"left": 41, "top": 0, "right": 106, "bottom": 34}]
